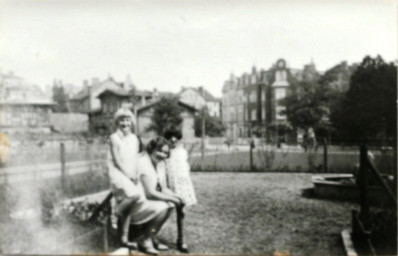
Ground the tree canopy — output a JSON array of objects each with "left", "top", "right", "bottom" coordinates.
[
  {"left": 281, "top": 79, "right": 330, "bottom": 132},
  {"left": 331, "top": 55, "right": 397, "bottom": 143},
  {"left": 146, "top": 96, "right": 183, "bottom": 136},
  {"left": 52, "top": 85, "right": 69, "bottom": 112},
  {"left": 194, "top": 111, "right": 225, "bottom": 137}
]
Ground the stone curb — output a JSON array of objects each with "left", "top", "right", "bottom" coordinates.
[{"left": 341, "top": 229, "right": 358, "bottom": 256}]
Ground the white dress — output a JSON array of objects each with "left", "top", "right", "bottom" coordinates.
[
  {"left": 165, "top": 144, "right": 197, "bottom": 207},
  {"left": 107, "top": 130, "right": 142, "bottom": 202}
]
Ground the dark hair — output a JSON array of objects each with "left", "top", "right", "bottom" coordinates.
[
  {"left": 146, "top": 137, "right": 170, "bottom": 155},
  {"left": 164, "top": 129, "right": 182, "bottom": 141}
]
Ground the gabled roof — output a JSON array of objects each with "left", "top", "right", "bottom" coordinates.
[
  {"left": 0, "top": 71, "right": 54, "bottom": 105},
  {"left": 71, "top": 78, "right": 122, "bottom": 101},
  {"left": 97, "top": 88, "right": 130, "bottom": 98},
  {"left": 180, "top": 87, "right": 218, "bottom": 102}
]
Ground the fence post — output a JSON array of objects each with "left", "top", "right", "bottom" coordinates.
[
  {"left": 250, "top": 145, "right": 253, "bottom": 171},
  {"left": 359, "top": 144, "right": 370, "bottom": 227},
  {"left": 60, "top": 142, "right": 66, "bottom": 195},
  {"left": 323, "top": 138, "right": 328, "bottom": 172}
]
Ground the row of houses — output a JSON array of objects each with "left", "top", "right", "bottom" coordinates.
[
  {"left": 68, "top": 76, "right": 221, "bottom": 138},
  {"left": 0, "top": 70, "right": 221, "bottom": 140},
  {"left": 0, "top": 58, "right": 351, "bottom": 141},
  {"left": 221, "top": 58, "right": 354, "bottom": 142}
]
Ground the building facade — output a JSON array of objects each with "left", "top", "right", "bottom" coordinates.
[
  {"left": 0, "top": 71, "right": 54, "bottom": 136},
  {"left": 179, "top": 86, "right": 221, "bottom": 118},
  {"left": 88, "top": 86, "right": 197, "bottom": 139},
  {"left": 222, "top": 59, "right": 320, "bottom": 142}
]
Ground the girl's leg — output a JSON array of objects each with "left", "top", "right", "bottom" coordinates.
[
  {"left": 176, "top": 205, "right": 189, "bottom": 253},
  {"left": 138, "top": 208, "right": 173, "bottom": 254},
  {"left": 116, "top": 197, "right": 139, "bottom": 246},
  {"left": 115, "top": 197, "right": 136, "bottom": 216},
  {"left": 145, "top": 208, "right": 172, "bottom": 238}
]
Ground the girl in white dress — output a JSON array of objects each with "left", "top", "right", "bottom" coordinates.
[
  {"left": 108, "top": 107, "right": 144, "bottom": 247},
  {"left": 164, "top": 129, "right": 197, "bottom": 253}
]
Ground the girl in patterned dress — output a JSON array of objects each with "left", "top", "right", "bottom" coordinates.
[{"left": 164, "top": 129, "right": 197, "bottom": 253}]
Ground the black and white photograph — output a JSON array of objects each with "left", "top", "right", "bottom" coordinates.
[{"left": 0, "top": 0, "right": 396, "bottom": 255}]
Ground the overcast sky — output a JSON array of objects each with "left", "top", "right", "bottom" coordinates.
[{"left": 0, "top": 0, "right": 396, "bottom": 97}]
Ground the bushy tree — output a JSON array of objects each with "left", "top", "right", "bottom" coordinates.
[
  {"left": 52, "top": 85, "right": 69, "bottom": 112},
  {"left": 194, "top": 111, "right": 225, "bottom": 137},
  {"left": 332, "top": 55, "right": 397, "bottom": 143},
  {"left": 146, "top": 96, "right": 183, "bottom": 135},
  {"left": 281, "top": 80, "right": 330, "bottom": 132}
]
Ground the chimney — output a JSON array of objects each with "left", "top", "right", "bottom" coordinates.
[
  {"left": 198, "top": 86, "right": 204, "bottom": 95},
  {"left": 153, "top": 88, "right": 158, "bottom": 100},
  {"left": 83, "top": 80, "right": 89, "bottom": 89},
  {"left": 252, "top": 66, "right": 257, "bottom": 74},
  {"left": 92, "top": 77, "right": 99, "bottom": 86},
  {"left": 88, "top": 84, "right": 92, "bottom": 111}
]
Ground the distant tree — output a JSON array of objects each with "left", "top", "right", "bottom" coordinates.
[
  {"left": 194, "top": 111, "right": 225, "bottom": 137},
  {"left": 331, "top": 55, "right": 397, "bottom": 143},
  {"left": 281, "top": 80, "right": 330, "bottom": 134},
  {"left": 52, "top": 85, "right": 69, "bottom": 112},
  {"left": 146, "top": 96, "right": 183, "bottom": 135}
]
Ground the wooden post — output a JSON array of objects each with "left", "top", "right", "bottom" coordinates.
[
  {"left": 60, "top": 142, "right": 66, "bottom": 195},
  {"left": 103, "top": 221, "right": 109, "bottom": 252},
  {"left": 201, "top": 108, "right": 205, "bottom": 161},
  {"left": 250, "top": 141, "right": 253, "bottom": 171},
  {"left": 359, "top": 144, "right": 369, "bottom": 227},
  {"left": 323, "top": 138, "right": 328, "bottom": 173}
]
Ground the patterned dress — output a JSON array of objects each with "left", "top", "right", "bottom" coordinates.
[{"left": 165, "top": 144, "right": 197, "bottom": 207}]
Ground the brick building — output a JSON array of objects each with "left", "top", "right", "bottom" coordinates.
[{"left": 222, "top": 59, "right": 320, "bottom": 142}]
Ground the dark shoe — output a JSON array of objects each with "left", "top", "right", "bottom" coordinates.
[
  {"left": 139, "top": 239, "right": 159, "bottom": 255},
  {"left": 120, "top": 241, "right": 138, "bottom": 250},
  {"left": 152, "top": 238, "right": 169, "bottom": 251},
  {"left": 177, "top": 242, "right": 189, "bottom": 253},
  {"left": 120, "top": 236, "right": 138, "bottom": 250}
]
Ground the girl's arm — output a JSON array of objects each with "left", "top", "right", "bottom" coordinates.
[
  {"left": 140, "top": 174, "right": 182, "bottom": 205},
  {"left": 110, "top": 135, "right": 129, "bottom": 175}
]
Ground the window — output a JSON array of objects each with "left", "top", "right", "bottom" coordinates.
[
  {"left": 276, "top": 106, "right": 286, "bottom": 121},
  {"left": 275, "top": 88, "right": 286, "bottom": 100},
  {"left": 251, "top": 75, "right": 256, "bottom": 84},
  {"left": 276, "top": 70, "right": 287, "bottom": 81},
  {"left": 251, "top": 109, "right": 256, "bottom": 121},
  {"left": 250, "top": 91, "right": 256, "bottom": 102}
]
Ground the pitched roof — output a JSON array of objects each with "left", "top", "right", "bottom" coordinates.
[
  {"left": 70, "top": 78, "right": 121, "bottom": 100},
  {"left": 97, "top": 88, "right": 130, "bottom": 98},
  {"left": 180, "top": 87, "right": 218, "bottom": 102}
]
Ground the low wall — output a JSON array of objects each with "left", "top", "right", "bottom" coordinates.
[{"left": 50, "top": 113, "right": 88, "bottom": 133}]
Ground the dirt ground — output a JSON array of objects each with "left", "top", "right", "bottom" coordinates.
[{"left": 0, "top": 172, "right": 357, "bottom": 255}]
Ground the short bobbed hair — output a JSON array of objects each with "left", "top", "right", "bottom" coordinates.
[
  {"left": 146, "top": 137, "right": 170, "bottom": 156},
  {"left": 113, "top": 107, "right": 136, "bottom": 125},
  {"left": 164, "top": 129, "right": 182, "bottom": 141}
]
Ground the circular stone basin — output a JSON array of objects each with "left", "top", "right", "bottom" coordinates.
[{"left": 312, "top": 174, "right": 389, "bottom": 206}]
